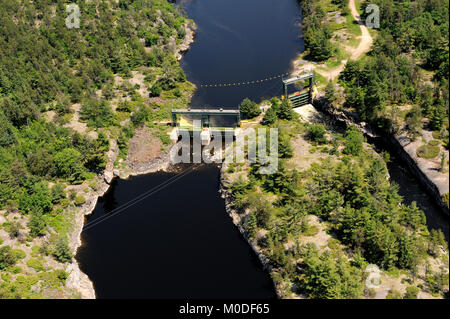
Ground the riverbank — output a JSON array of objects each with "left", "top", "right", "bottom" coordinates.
[
  {"left": 313, "top": 96, "right": 449, "bottom": 217},
  {"left": 219, "top": 99, "right": 448, "bottom": 298},
  {"left": 66, "top": 138, "right": 177, "bottom": 298},
  {"left": 66, "top": 21, "right": 197, "bottom": 299},
  {"left": 219, "top": 161, "right": 282, "bottom": 298},
  {"left": 292, "top": 0, "right": 448, "bottom": 214}
]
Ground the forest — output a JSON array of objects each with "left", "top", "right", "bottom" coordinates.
[
  {"left": 0, "top": 0, "right": 188, "bottom": 226},
  {"left": 0, "top": 0, "right": 190, "bottom": 298},
  {"left": 341, "top": 0, "right": 448, "bottom": 137},
  {"left": 227, "top": 97, "right": 448, "bottom": 298},
  {"left": 298, "top": 0, "right": 448, "bottom": 144}
]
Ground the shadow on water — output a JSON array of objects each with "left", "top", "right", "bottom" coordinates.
[
  {"left": 369, "top": 137, "right": 449, "bottom": 241},
  {"left": 76, "top": 0, "right": 306, "bottom": 298}
]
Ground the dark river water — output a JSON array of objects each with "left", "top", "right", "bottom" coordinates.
[
  {"left": 76, "top": 165, "right": 276, "bottom": 298},
  {"left": 76, "top": 0, "right": 448, "bottom": 299},
  {"left": 370, "top": 139, "right": 449, "bottom": 241},
  {"left": 179, "top": 0, "right": 304, "bottom": 109},
  {"left": 76, "top": 0, "right": 303, "bottom": 299}
]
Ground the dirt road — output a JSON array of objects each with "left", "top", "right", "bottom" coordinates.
[
  {"left": 349, "top": 0, "right": 373, "bottom": 60},
  {"left": 294, "top": 0, "right": 374, "bottom": 81}
]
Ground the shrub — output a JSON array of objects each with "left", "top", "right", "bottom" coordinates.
[
  {"left": 426, "top": 269, "right": 449, "bottom": 295},
  {"left": 26, "top": 258, "right": 45, "bottom": 272},
  {"left": 303, "top": 225, "right": 319, "bottom": 237},
  {"left": 416, "top": 144, "right": 440, "bottom": 159},
  {"left": 11, "top": 266, "right": 22, "bottom": 274},
  {"left": 403, "top": 286, "right": 419, "bottom": 299},
  {"left": 442, "top": 193, "right": 449, "bottom": 207},
  {"left": 116, "top": 100, "right": 133, "bottom": 112},
  {"left": 0, "top": 246, "right": 17, "bottom": 270},
  {"left": 6, "top": 221, "right": 23, "bottom": 239},
  {"left": 144, "top": 73, "right": 156, "bottom": 83},
  {"left": 74, "top": 195, "right": 86, "bottom": 206},
  {"left": 51, "top": 184, "right": 66, "bottom": 204},
  {"left": 150, "top": 83, "right": 162, "bottom": 97},
  {"left": 130, "top": 106, "right": 150, "bottom": 127},
  {"left": 239, "top": 98, "right": 261, "bottom": 119},
  {"left": 12, "top": 249, "right": 26, "bottom": 260},
  {"left": 386, "top": 289, "right": 402, "bottom": 299},
  {"left": 432, "top": 131, "right": 442, "bottom": 139},
  {"left": 429, "top": 139, "right": 440, "bottom": 146},
  {"left": 307, "top": 124, "right": 327, "bottom": 144}
]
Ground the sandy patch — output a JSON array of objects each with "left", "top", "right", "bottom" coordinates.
[{"left": 127, "top": 127, "right": 163, "bottom": 166}]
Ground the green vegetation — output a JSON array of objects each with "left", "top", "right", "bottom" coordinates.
[
  {"left": 26, "top": 258, "right": 45, "bottom": 273},
  {"left": 263, "top": 98, "right": 296, "bottom": 125},
  {"left": 417, "top": 143, "right": 441, "bottom": 159},
  {"left": 299, "top": 0, "right": 335, "bottom": 61},
  {"left": 53, "top": 237, "right": 72, "bottom": 263},
  {"left": 307, "top": 124, "right": 327, "bottom": 144},
  {"left": 74, "top": 195, "right": 86, "bottom": 206},
  {"left": 239, "top": 98, "right": 261, "bottom": 120},
  {"left": 325, "top": 80, "right": 337, "bottom": 104},
  {"left": 298, "top": 244, "right": 364, "bottom": 298},
  {"left": 0, "top": 246, "right": 18, "bottom": 270},
  {"left": 342, "top": 126, "right": 364, "bottom": 155},
  {"left": 403, "top": 286, "right": 419, "bottom": 299},
  {"left": 0, "top": 0, "right": 191, "bottom": 298},
  {"left": 340, "top": 0, "right": 449, "bottom": 138},
  {"left": 227, "top": 109, "right": 448, "bottom": 298}
]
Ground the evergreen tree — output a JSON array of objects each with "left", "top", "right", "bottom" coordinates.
[
  {"left": 239, "top": 98, "right": 261, "bottom": 119},
  {"left": 263, "top": 107, "right": 277, "bottom": 125},
  {"left": 28, "top": 212, "right": 47, "bottom": 237},
  {"left": 325, "top": 79, "right": 336, "bottom": 103},
  {"left": 429, "top": 101, "right": 446, "bottom": 131},
  {"left": 278, "top": 99, "right": 294, "bottom": 120},
  {"left": 54, "top": 236, "right": 73, "bottom": 263}
]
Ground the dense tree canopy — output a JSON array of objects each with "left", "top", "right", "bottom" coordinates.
[
  {"left": 340, "top": 0, "right": 449, "bottom": 136},
  {"left": 0, "top": 0, "right": 188, "bottom": 233}
]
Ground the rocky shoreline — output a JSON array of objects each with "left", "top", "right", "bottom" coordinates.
[
  {"left": 218, "top": 155, "right": 281, "bottom": 298},
  {"left": 65, "top": 21, "right": 197, "bottom": 299},
  {"left": 66, "top": 139, "right": 175, "bottom": 298},
  {"left": 313, "top": 97, "right": 449, "bottom": 216},
  {"left": 176, "top": 21, "right": 197, "bottom": 61}
]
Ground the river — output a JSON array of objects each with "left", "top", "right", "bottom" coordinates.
[
  {"left": 75, "top": 0, "right": 303, "bottom": 299},
  {"left": 75, "top": 0, "right": 448, "bottom": 299}
]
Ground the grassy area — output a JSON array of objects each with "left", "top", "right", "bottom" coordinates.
[
  {"left": 417, "top": 143, "right": 441, "bottom": 159},
  {"left": 354, "top": 0, "right": 364, "bottom": 16},
  {"left": 313, "top": 71, "right": 328, "bottom": 87},
  {"left": 345, "top": 10, "right": 362, "bottom": 37}
]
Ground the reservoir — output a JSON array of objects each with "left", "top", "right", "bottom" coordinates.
[
  {"left": 76, "top": 165, "right": 277, "bottom": 298},
  {"left": 76, "top": 0, "right": 303, "bottom": 298},
  {"left": 75, "top": 0, "right": 448, "bottom": 299}
]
